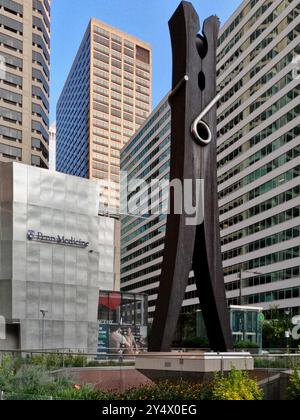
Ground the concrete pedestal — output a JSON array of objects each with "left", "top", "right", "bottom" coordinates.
[{"left": 136, "top": 352, "right": 254, "bottom": 382}]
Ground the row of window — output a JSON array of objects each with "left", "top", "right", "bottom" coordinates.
[
  {"left": 220, "top": 69, "right": 295, "bottom": 136},
  {"left": 218, "top": 0, "right": 260, "bottom": 46},
  {"left": 32, "top": 50, "right": 49, "bottom": 80},
  {"left": 0, "top": 50, "right": 22, "bottom": 70},
  {"left": 219, "top": 145, "right": 300, "bottom": 200},
  {"left": 0, "top": 86, "right": 22, "bottom": 106},
  {"left": 0, "top": 123, "right": 21, "bottom": 140},
  {"left": 32, "top": 102, "right": 48, "bottom": 127},
  {"left": 218, "top": 0, "right": 270, "bottom": 61},
  {"left": 218, "top": 1, "right": 297, "bottom": 77},
  {"left": 122, "top": 226, "right": 166, "bottom": 256},
  {"left": 0, "top": 105, "right": 21, "bottom": 123},
  {"left": 31, "top": 153, "right": 47, "bottom": 168},
  {"left": 33, "top": 33, "right": 50, "bottom": 64},
  {"left": 224, "top": 245, "right": 300, "bottom": 277},
  {"left": 221, "top": 185, "right": 299, "bottom": 235},
  {"left": 218, "top": 24, "right": 299, "bottom": 115},
  {"left": 32, "top": 137, "right": 48, "bottom": 160},
  {"left": 32, "top": 68, "right": 49, "bottom": 96},
  {"left": 32, "top": 85, "right": 49, "bottom": 111},
  {"left": 225, "top": 266, "right": 300, "bottom": 292},
  {"left": 244, "top": 286, "right": 300, "bottom": 305},
  {"left": 32, "top": 16, "right": 50, "bottom": 48},
  {"left": 0, "top": 141, "right": 21, "bottom": 159},
  {"left": 0, "top": 0, "right": 23, "bottom": 16},
  {"left": 221, "top": 205, "right": 300, "bottom": 246},
  {"left": 126, "top": 133, "right": 170, "bottom": 184},
  {"left": 219, "top": 9, "right": 299, "bottom": 95},
  {"left": 122, "top": 114, "right": 170, "bottom": 174},
  {"left": 218, "top": 83, "right": 300, "bottom": 140},
  {"left": 121, "top": 238, "right": 164, "bottom": 266},
  {"left": 0, "top": 31, "right": 22, "bottom": 52},
  {"left": 32, "top": 0, "right": 50, "bottom": 31},
  {"left": 219, "top": 50, "right": 294, "bottom": 124},
  {"left": 218, "top": 105, "right": 300, "bottom": 170},
  {"left": 223, "top": 226, "right": 300, "bottom": 261},
  {"left": 0, "top": 13, "right": 23, "bottom": 34},
  {"left": 220, "top": 165, "right": 300, "bottom": 221},
  {"left": 218, "top": 125, "right": 299, "bottom": 185},
  {"left": 121, "top": 250, "right": 163, "bottom": 275},
  {"left": 122, "top": 101, "right": 169, "bottom": 159},
  {"left": 122, "top": 215, "right": 163, "bottom": 245},
  {"left": 1, "top": 70, "right": 22, "bottom": 89}
]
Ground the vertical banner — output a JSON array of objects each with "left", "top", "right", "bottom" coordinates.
[{"left": 98, "top": 324, "right": 109, "bottom": 353}]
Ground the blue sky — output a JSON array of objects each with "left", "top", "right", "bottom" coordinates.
[{"left": 50, "top": 0, "right": 242, "bottom": 123}]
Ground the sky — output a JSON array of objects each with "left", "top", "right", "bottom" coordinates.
[{"left": 50, "top": 0, "right": 243, "bottom": 123}]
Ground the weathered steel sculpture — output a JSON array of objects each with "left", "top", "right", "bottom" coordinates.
[{"left": 149, "top": 1, "right": 233, "bottom": 352}]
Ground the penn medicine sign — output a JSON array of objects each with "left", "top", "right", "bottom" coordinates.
[{"left": 27, "top": 230, "right": 89, "bottom": 249}]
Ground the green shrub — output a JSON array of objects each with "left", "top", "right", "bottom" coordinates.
[
  {"left": 120, "top": 380, "right": 208, "bottom": 400},
  {"left": 119, "top": 372, "right": 263, "bottom": 401},
  {"left": 287, "top": 370, "right": 300, "bottom": 400},
  {"left": 52, "top": 384, "right": 114, "bottom": 401},
  {"left": 11, "top": 365, "right": 55, "bottom": 395},
  {"left": 211, "top": 370, "right": 263, "bottom": 401},
  {"left": 29, "top": 352, "right": 88, "bottom": 370},
  {"left": 0, "top": 354, "right": 16, "bottom": 392},
  {"left": 234, "top": 341, "right": 259, "bottom": 349}
]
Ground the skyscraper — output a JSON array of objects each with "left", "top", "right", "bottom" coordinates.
[
  {"left": 0, "top": 0, "right": 50, "bottom": 168},
  {"left": 121, "top": 0, "right": 300, "bottom": 320},
  {"left": 56, "top": 18, "right": 152, "bottom": 212}
]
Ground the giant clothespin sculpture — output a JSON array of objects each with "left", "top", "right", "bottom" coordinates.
[{"left": 149, "top": 1, "right": 233, "bottom": 352}]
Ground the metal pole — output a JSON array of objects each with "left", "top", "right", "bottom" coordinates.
[
  {"left": 239, "top": 267, "right": 243, "bottom": 306},
  {"left": 40, "top": 310, "right": 48, "bottom": 352},
  {"left": 42, "top": 313, "right": 45, "bottom": 352}
]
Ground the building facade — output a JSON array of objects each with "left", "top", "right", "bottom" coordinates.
[
  {"left": 56, "top": 18, "right": 152, "bottom": 212},
  {"left": 49, "top": 121, "right": 56, "bottom": 170},
  {"left": 0, "top": 162, "right": 116, "bottom": 351},
  {"left": 120, "top": 0, "right": 300, "bottom": 321},
  {"left": 0, "top": 0, "right": 50, "bottom": 168}
]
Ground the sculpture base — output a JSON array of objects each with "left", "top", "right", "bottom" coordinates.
[{"left": 136, "top": 352, "right": 254, "bottom": 382}]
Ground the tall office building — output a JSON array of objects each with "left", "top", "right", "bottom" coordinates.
[
  {"left": 121, "top": 0, "right": 300, "bottom": 320},
  {"left": 0, "top": 0, "right": 50, "bottom": 168},
  {"left": 120, "top": 97, "right": 170, "bottom": 320},
  {"left": 56, "top": 18, "right": 152, "bottom": 212}
]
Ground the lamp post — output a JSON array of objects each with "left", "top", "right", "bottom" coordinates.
[
  {"left": 40, "top": 309, "right": 48, "bottom": 352},
  {"left": 238, "top": 267, "right": 263, "bottom": 306},
  {"left": 284, "top": 308, "right": 291, "bottom": 352}
]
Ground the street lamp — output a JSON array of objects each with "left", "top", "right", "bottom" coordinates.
[
  {"left": 284, "top": 308, "right": 291, "bottom": 352},
  {"left": 40, "top": 309, "right": 48, "bottom": 352},
  {"left": 238, "top": 266, "right": 263, "bottom": 306}
]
